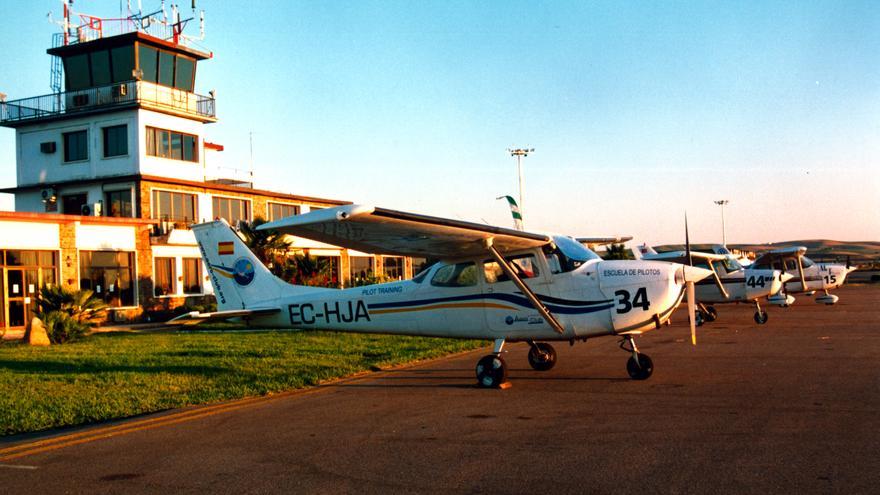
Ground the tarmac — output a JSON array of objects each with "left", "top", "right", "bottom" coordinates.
[{"left": 1, "top": 285, "right": 878, "bottom": 494}]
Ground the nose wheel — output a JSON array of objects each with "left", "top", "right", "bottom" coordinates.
[
  {"left": 527, "top": 342, "right": 557, "bottom": 371},
  {"left": 620, "top": 336, "right": 653, "bottom": 380},
  {"left": 753, "top": 300, "right": 769, "bottom": 324}
]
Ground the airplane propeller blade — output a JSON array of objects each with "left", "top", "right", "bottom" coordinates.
[
  {"left": 687, "top": 281, "right": 697, "bottom": 345},
  {"left": 685, "top": 212, "right": 697, "bottom": 345},
  {"left": 846, "top": 255, "right": 851, "bottom": 270}
]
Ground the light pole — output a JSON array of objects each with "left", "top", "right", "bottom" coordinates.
[
  {"left": 714, "top": 200, "right": 729, "bottom": 245},
  {"left": 507, "top": 148, "right": 534, "bottom": 222}
]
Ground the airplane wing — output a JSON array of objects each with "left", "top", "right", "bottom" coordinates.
[
  {"left": 167, "top": 307, "right": 281, "bottom": 326},
  {"left": 576, "top": 236, "right": 633, "bottom": 247},
  {"left": 644, "top": 250, "right": 729, "bottom": 262},
  {"left": 257, "top": 204, "right": 553, "bottom": 259},
  {"left": 753, "top": 246, "right": 808, "bottom": 264}
]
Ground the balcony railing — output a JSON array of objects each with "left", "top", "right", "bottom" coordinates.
[{"left": 0, "top": 80, "right": 216, "bottom": 124}]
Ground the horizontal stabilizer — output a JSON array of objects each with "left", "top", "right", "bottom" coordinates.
[{"left": 167, "top": 307, "right": 281, "bottom": 326}]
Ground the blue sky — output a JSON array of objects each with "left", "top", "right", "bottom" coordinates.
[{"left": 1, "top": 0, "right": 877, "bottom": 244}]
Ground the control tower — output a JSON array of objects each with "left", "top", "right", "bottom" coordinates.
[{"left": 0, "top": 1, "right": 216, "bottom": 217}]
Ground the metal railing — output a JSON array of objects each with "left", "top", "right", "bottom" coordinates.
[{"left": 0, "top": 80, "right": 216, "bottom": 124}]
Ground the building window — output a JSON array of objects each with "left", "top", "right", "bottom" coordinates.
[
  {"left": 63, "top": 130, "right": 88, "bottom": 162},
  {"left": 212, "top": 197, "right": 250, "bottom": 225},
  {"left": 136, "top": 43, "right": 196, "bottom": 91},
  {"left": 350, "top": 256, "right": 374, "bottom": 285},
  {"left": 152, "top": 190, "right": 197, "bottom": 223},
  {"left": 103, "top": 125, "right": 128, "bottom": 157},
  {"left": 268, "top": 202, "right": 300, "bottom": 221},
  {"left": 154, "top": 257, "right": 176, "bottom": 296},
  {"left": 105, "top": 190, "right": 133, "bottom": 218},
  {"left": 110, "top": 45, "right": 134, "bottom": 83},
  {"left": 182, "top": 258, "right": 202, "bottom": 294},
  {"left": 61, "top": 193, "right": 88, "bottom": 215},
  {"left": 79, "top": 251, "right": 135, "bottom": 307},
  {"left": 383, "top": 256, "right": 405, "bottom": 280},
  {"left": 146, "top": 127, "right": 198, "bottom": 162}
]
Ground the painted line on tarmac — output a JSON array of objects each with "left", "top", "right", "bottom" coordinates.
[
  {"left": 0, "top": 464, "right": 38, "bottom": 470},
  {"left": 0, "top": 346, "right": 490, "bottom": 462}
]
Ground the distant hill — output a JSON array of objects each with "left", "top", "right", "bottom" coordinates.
[{"left": 654, "top": 240, "right": 880, "bottom": 263}]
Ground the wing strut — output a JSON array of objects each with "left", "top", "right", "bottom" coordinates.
[
  {"left": 483, "top": 238, "right": 566, "bottom": 335},
  {"left": 796, "top": 255, "right": 807, "bottom": 291},
  {"left": 708, "top": 261, "right": 730, "bottom": 299}
]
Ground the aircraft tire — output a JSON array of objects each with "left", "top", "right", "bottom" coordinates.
[
  {"left": 527, "top": 343, "right": 557, "bottom": 371},
  {"left": 626, "top": 353, "right": 653, "bottom": 380},
  {"left": 754, "top": 311, "right": 769, "bottom": 324},
  {"left": 475, "top": 355, "right": 507, "bottom": 388},
  {"left": 705, "top": 306, "right": 718, "bottom": 322}
]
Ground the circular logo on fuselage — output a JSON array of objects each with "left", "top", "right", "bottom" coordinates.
[{"left": 233, "top": 258, "right": 256, "bottom": 286}]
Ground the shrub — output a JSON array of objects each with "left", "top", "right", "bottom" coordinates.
[
  {"left": 35, "top": 286, "right": 108, "bottom": 344},
  {"left": 39, "top": 310, "right": 89, "bottom": 344}
]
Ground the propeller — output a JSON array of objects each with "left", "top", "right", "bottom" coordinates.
[
  {"left": 846, "top": 255, "right": 851, "bottom": 270},
  {"left": 685, "top": 213, "right": 697, "bottom": 345}
]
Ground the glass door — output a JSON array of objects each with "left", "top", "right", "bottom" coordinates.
[{"left": 6, "top": 269, "right": 26, "bottom": 328}]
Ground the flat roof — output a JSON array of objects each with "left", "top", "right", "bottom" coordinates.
[
  {"left": 47, "top": 31, "right": 212, "bottom": 60},
  {"left": 0, "top": 210, "right": 157, "bottom": 226},
  {"left": 1, "top": 174, "right": 352, "bottom": 207}
]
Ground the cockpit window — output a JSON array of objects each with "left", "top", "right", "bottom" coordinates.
[
  {"left": 547, "top": 235, "right": 600, "bottom": 273},
  {"left": 431, "top": 262, "right": 478, "bottom": 287},
  {"left": 785, "top": 259, "right": 798, "bottom": 271},
  {"left": 484, "top": 254, "right": 540, "bottom": 284},
  {"left": 801, "top": 256, "right": 815, "bottom": 268},
  {"left": 721, "top": 257, "right": 742, "bottom": 272}
]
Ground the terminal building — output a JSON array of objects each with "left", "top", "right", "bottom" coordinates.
[{"left": 0, "top": 5, "right": 414, "bottom": 335}]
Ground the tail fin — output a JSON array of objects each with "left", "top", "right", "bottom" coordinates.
[
  {"left": 192, "top": 219, "right": 325, "bottom": 311},
  {"left": 631, "top": 243, "right": 657, "bottom": 260}
]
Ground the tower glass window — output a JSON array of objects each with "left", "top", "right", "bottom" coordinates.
[
  {"left": 158, "top": 51, "right": 175, "bottom": 87},
  {"left": 212, "top": 197, "right": 250, "bottom": 225},
  {"left": 146, "top": 127, "right": 198, "bottom": 162},
  {"left": 63, "top": 130, "right": 88, "bottom": 162},
  {"left": 111, "top": 45, "right": 134, "bottom": 83},
  {"left": 103, "top": 125, "right": 128, "bottom": 157},
  {"left": 175, "top": 56, "right": 195, "bottom": 91},
  {"left": 64, "top": 53, "right": 91, "bottom": 90},
  {"left": 268, "top": 203, "right": 300, "bottom": 221},
  {"left": 138, "top": 45, "right": 158, "bottom": 83},
  {"left": 105, "top": 190, "right": 133, "bottom": 218},
  {"left": 89, "top": 50, "right": 111, "bottom": 86},
  {"left": 152, "top": 190, "right": 197, "bottom": 223}
]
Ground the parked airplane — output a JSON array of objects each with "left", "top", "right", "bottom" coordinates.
[
  {"left": 711, "top": 244, "right": 752, "bottom": 267},
  {"left": 632, "top": 244, "right": 792, "bottom": 324},
  {"left": 177, "top": 205, "right": 712, "bottom": 388},
  {"left": 748, "top": 247, "right": 856, "bottom": 305}
]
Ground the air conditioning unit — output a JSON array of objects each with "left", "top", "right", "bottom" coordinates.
[
  {"left": 40, "top": 141, "right": 57, "bottom": 153},
  {"left": 40, "top": 187, "right": 57, "bottom": 203},
  {"left": 111, "top": 84, "right": 127, "bottom": 98},
  {"left": 72, "top": 94, "right": 89, "bottom": 106},
  {"left": 81, "top": 201, "right": 102, "bottom": 216}
]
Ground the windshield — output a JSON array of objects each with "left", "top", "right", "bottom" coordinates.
[
  {"left": 553, "top": 236, "right": 601, "bottom": 262},
  {"left": 721, "top": 256, "right": 742, "bottom": 272},
  {"left": 801, "top": 256, "right": 815, "bottom": 268}
]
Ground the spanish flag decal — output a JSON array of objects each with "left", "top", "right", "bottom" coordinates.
[{"left": 218, "top": 241, "right": 234, "bottom": 255}]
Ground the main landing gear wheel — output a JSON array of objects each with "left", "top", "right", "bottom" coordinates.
[
  {"left": 626, "top": 354, "right": 654, "bottom": 380},
  {"left": 704, "top": 306, "right": 718, "bottom": 322},
  {"left": 475, "top": 355, "right": 508, "bottom": 388},
  {"left": 690, "top": 311, "right": 705, "bottom": 327},
  {"left": 527, "top": 343, "right": 557, "bottom": 371},
  {"left": 754, "top": 311, "right": 769, "bottom": 324}
]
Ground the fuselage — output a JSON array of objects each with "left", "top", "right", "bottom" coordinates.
[{"left": 243, "top": 249, "right": 689, "bottom": 342}]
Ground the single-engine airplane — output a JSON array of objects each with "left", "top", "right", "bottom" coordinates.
[
  {"left": 632, "top": 244, "right": 792, "bottom": 324},
  {"left": 177, "top": 205, "right": 712, "bottom": 388},
  {"left": 748, "top": 247, "right": 856, "bottom": 305}
]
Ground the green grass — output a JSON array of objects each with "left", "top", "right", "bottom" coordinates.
[{"left": 0, "top": 330, "right": 487, "bottom": 436}]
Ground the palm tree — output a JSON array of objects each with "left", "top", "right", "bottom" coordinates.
[
  {"left": 238, "top": 217, "right": 292, "bottom": 266},
  {"left": 603, "top": 243, "right": 633, "bottom": 260}
]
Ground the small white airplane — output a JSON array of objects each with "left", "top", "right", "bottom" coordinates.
[
  {"left": 632, "top": 244, "right": 792, "bottom": 324},
  {"left": 177, "top": 205, "right": 713, "bottom": 388},
  {"left": 748, "top": 247, "right": 857, "bottom": 305}
]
